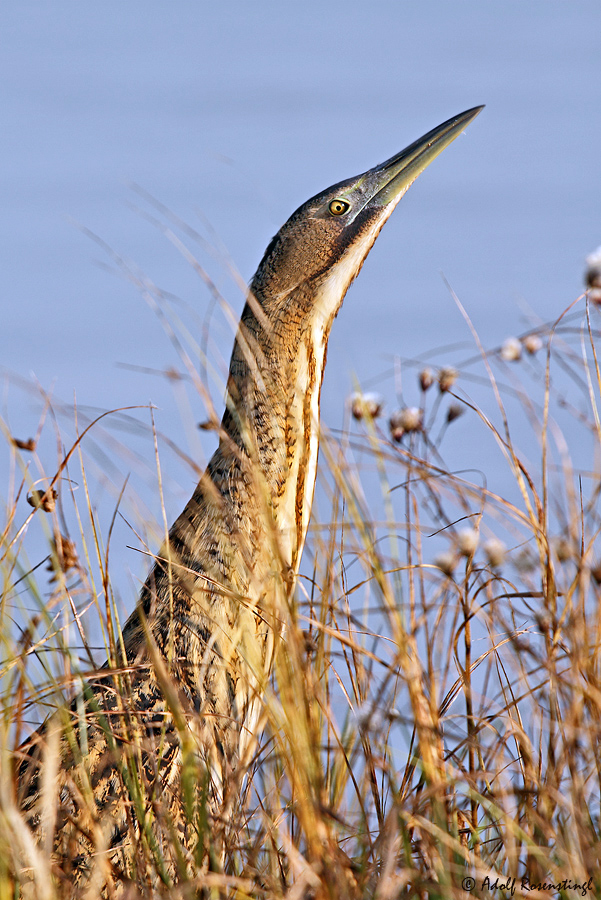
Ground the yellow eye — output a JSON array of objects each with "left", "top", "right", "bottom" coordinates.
[{"left": 328, "top": 199, "right": 350, "bottom": 216}]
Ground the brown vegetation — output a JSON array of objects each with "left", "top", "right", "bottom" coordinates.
[{"left": 2, "top": 288, "right": 601, "bottom": 898}]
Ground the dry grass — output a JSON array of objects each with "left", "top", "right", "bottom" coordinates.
[{"left": 1, "top": 237, "right": 600, "bottom": 897}]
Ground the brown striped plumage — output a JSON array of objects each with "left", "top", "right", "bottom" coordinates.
[{"left": 16, "top": 107, "right": 482, "bottom": 895}]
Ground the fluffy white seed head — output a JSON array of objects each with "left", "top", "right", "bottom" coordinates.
[
  {"left": 350, "top": 391, "right": 384, "bottom": 421},
  {"left": 500, "top": 337, "right": 522, "bottom": 362},
  {"left": 419, "top": 368, "right": 434, "bottom": 391},
  {"left": 389, "top": 406, "right": 423, "bottom": 441},
  {"left": 523, "top": 333, "right": 543, "bottom": 355},
  {"left": 585, "top": 247, "right": 601, "bottom": 303},
  {"left": 457, "top": 528, "right": 479, "bottom": 557},
  {"left": 434, "top": 551, "right": 456, "bottom": 577},
  {"left": 484, "top": 538, "right": 506, "bottom": 568},
  {"left": 438, "top": 367, "right": 458, "bottom": 393}
]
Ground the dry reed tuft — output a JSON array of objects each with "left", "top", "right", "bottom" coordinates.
[{"left": 1, "top": 241, "right": 600, "bottom": 897}]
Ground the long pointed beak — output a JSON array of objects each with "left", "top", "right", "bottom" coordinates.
[{"left": 370, "top": 106, "right": 484, "bottom": 207}]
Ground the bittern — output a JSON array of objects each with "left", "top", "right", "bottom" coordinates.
[{"left": 17, "top": 106, "right": 482, "bottom": 892}]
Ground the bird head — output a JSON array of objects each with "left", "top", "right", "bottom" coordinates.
[{"left": 250, "top": 106, "right": 483, "bottom": 323}]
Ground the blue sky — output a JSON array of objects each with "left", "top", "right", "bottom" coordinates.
[{"left": 3, "top": 4, "right": 600, "bottom": 412}]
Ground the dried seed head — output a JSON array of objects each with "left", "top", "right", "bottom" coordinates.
[
  {"left": 591, "top": 562, "right": 601, "bottom": 584},
  {"left": 27, "top": 488, "right": 58, "bottom": 513},
  {"left": 500, "top": 337, "right": 522, "bottom": 362},
  {"left": 535, "top": 610, "right": 552, "bottom": 633},
  {"left": 48, "top": 534, "right": 79, "bottom": 580},
  {"left": 484, "top": 538, "right": 506, "bottom": 569},
  {"left": 434, "top": 551, "right": 456, "bottom": 577},
  {"left": 522, "top": 333, "right": 543, "bottom": 355},
  {"left": 302, "top": 629, "right": 318, "bottom": 656},
  {"left": 589, "top": 288, "right": 601, "bottom": 305},
  {"left": 513, "top": 547, "right": 537, "bottom": 574},
  {"left": 438, "top": 367, "right": 458, "bottom": 393},
  {"left": 584, "top": 247, "right": 601, "bottom": 288},
  {"left": 419, "top": 368, "right": 434, "bottom": 392},
  {"left": 355, "top": 701, "right": 384, "bottom": 733},
  {"left": 12, "top": 437, "right": 36, "bottom": 451},
  {"left": 446, "top": 402, "right": 464, "bottom": 424},
  {"left": 586, "top": 245, "right": 601, "bottom": 274},
  {"left": 389, "top": 407, "right": 423, "bottom": 441},
  {"left": 553, "top": 537, "right": 574, "bottom": 563},
  {"left": 350, "top": 391, "right": 384, "bottom": 421},
  {"left": 457, "top": 527, "right": 479, "bottom": 557},
  {"left": 389, "top": 416, "right": 404, "bottom": 442},
  {"left": 399, "top": 406, "right": 423, "bottom": 432},
  {"left": 585, "top": 246, "right": 601, "bottom": 303}
]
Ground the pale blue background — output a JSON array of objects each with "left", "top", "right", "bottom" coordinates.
[{"left": 2, "top": 2, "right": 600, "bottom": 619}]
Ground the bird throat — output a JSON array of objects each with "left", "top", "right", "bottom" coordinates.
[{"left": 245, "top": 219, "right": 388, "bottom": 578}]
